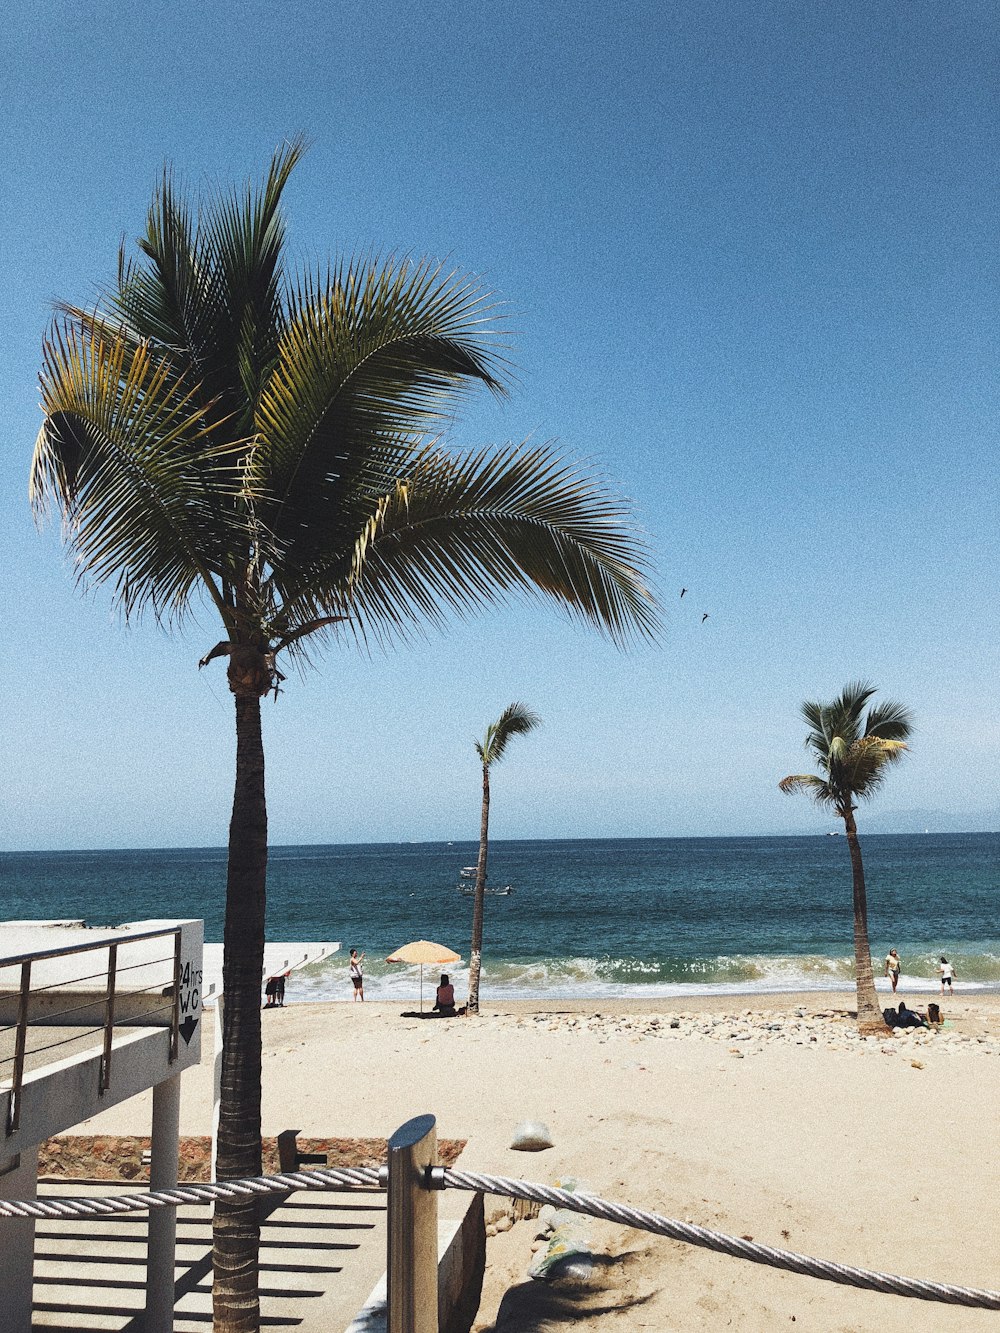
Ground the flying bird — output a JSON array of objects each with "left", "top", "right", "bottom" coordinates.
[
  {"left": 680, "top": 588, "right": 687, "bottom": 598},
  {"left": 702, "top": 613, "right": 709, "bottom": 623}
]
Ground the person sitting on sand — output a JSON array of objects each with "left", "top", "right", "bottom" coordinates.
[
  {"left": 884, "top": 949, "right": 901, "bottom": 993},
  {"left": 939, "top": 956, "right": 955, "bottom": 995},
  {"left": 433, "top": 974, "right": 456, "bottom": 1016},
  {"left": 893, "top": 1001, "right": 929, "bottom": 1029}
]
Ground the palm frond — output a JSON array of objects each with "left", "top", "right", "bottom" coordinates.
[
  {"left": 863, "top": 699, "right": 914, "bottom": 742},
  {"left": 833, "top": 679, "right": 877, "bottom": 731},
  {"left": 845, "top": 737, "right": 909, "bottom": 799},
  {"left": 778, "top": 773, "right": 832, "bottom": 804},
  {"left": 201, "top": 137, "right": 305, "bottom": 415},
  {"left": 328, "top": 441, "right": 658, "bottom": 650},
  {"left": 31, "top": 321, "right": 243, "bottom": 623},
  {"left": 252, "top": 255, "right": 508, "bottom": 583},
  {"left": 479, "top": 701, "right": 541, "bottom": 767},
  {"left": 111, "top": 169, "right": 204, "bottom": 353},
  {"left": 800, "top": 700, "right": 826, "bottom": 736},
  {"left": 828, "top": 734, "right": 849, "bottom": 765},
  {"left": 104, "top": 138, "right": 305, "bottom": 441}
]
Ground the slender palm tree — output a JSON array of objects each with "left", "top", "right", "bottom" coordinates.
[
  {"left": 466, "top": 703, "right": 541, "bottom": 1014},
  {"left": 779, "top": 681, "right": 912, "bottom": 1034},
  {"left": 30, "top": 142, "right": 658, "bottom": 1333}
]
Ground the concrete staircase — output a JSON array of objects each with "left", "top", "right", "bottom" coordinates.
[{"left": 32, "top": 1179, "right": 389, "bottom": 1332}]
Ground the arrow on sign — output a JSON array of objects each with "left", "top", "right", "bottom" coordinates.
[{"left": 179, "top": 1015, "right": 200, "bottom": 1046}]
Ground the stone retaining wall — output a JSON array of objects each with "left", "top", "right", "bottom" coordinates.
[{"left": 38, "top": 1134, "right": 466, "bottom": 1182}]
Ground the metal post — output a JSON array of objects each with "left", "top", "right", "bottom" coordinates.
[
  {"left": 145, "top": 1073, "right": 181, "bottom": 1333},
  {"left": 100, "top": 943, "right": 118, "bottom": 1093},
  {"left": 7, "top": 961, "right": 31, "bottom": 1136},
  {"left": 387, "top": 1114, "right": 440, "bottom": 1333}
]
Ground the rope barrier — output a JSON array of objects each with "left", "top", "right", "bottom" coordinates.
[
  {"left": 1, "top": 1164, "right": 998, "bottom": 1310},
  {"left": 0, "top": 1166, "right": 380, "bottom": 1219},
  {"left": 442, "top": 1169, "right": 1000, "bottom": 1310}
]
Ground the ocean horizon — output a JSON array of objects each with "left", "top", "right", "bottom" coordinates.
[{"left": 2, "top": 833, "right": 997, "bottom": 1001}]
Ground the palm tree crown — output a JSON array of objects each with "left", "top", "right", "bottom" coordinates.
[
  {"left": 30, "top": 143, "right": 657, "bottom": 678},
  {"left": 475, "top": 701, "right": 542, "bottom": 768},
  {"left": 779, "top": 680, "right": 912, "bottom": 815}
]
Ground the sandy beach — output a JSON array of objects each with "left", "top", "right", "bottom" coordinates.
[{"left": 79, "top": 990, "right": 1000, "bottom": 1331}]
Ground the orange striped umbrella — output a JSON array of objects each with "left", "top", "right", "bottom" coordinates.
[{"left": 386, "top": 940, "right": 461, "bottom": 1011}]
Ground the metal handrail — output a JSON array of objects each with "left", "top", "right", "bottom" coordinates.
[
  {"left": 0, "top": 924, "right": 184, "bottom": 970},
  {"left": 1, "top": 1024, "right": 107, "bottom": 1069},
  {"left": 1, "top": 993, "right": 119, "bottom": 1030},
  {"left": 0, "top": 991, "right": 177, "bottom": 1056},
  {"left": 14, "top": 952, "right": 178, "bottom": 996},
  {"left": 3, "top": 928, "right": 184, "bottom": 1135}
]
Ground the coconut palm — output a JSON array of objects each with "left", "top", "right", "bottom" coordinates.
[
  {"left": 466, "top": 703, "right": 541, "bottom": 1015},
  {"left": 30, "top": 141, "right": 658, "bottom": 1333},
  {"left": 779, "top": 681, "right": 912, "bottom": 1034}
]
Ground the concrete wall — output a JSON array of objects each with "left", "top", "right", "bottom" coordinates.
[
  {"left": 438, "top": 1192, "right": 486, "bottom": 1333},
  {"left": 343, "top": 1190, "right": 486, "bottom": 1333},
  {"left": 0, "top": 1147, "right": 39, "bottom": 1333},
  {"left": 0, "top": 990, "right": 179, "bottom": 1027}
]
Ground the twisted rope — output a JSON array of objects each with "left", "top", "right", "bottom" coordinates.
[
  {"left": 442, "top": 1170, "right": 1000, "bottom": 1311},
  {"left": 0, "top": 1166, "right": 380, "bottom": 1219},
  {"left": 2, "top": 1164, "right": 998, "bottom": 1310}
]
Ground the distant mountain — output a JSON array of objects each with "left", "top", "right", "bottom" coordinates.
[{"left": 859, "top": 808, "right": 999, "bottom": 835}]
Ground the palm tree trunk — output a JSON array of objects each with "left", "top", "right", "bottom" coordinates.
[
  {"left": 213, "top": 692, "right": 268, "bottom": 1333},
  {"left": 467, "top": 764, "right": 490, "bottom": 1015},
  {"left": 843, "top": 808, "right": 887, "bottom": 1035}
]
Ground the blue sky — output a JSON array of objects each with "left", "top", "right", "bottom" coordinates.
[{"left": 1, "top": 0, "right": 997, "bottom": 850}]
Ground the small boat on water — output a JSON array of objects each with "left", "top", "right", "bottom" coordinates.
[{"left": 456, "top": 866, "right": 515, "bottom": 896}]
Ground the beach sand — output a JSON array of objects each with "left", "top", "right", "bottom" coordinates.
[{"left": 79, "top": 990, "right": 1000, "bottom": 1331}]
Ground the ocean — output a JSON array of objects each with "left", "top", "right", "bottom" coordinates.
[{"left": 1, "top": 834, "right": 996, "bottom": 1001}]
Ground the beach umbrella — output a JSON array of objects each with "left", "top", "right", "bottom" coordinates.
[{"left": 386, "top": 940, "right": 461, "bottom": 1011}]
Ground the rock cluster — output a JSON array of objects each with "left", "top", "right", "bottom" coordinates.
[{"left": 502, "top": 1007, "right": 1000, "bottom": 1057}]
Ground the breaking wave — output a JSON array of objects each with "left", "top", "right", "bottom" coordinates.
[{"left": 288, "top": 949, "right": 1000, "bottom": 1003}]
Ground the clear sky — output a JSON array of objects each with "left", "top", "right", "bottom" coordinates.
[{"left": 1, "top": 0, "right": 997, "bottom": 851}]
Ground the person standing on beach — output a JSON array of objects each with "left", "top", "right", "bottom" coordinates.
[
  {"left": 350, "top": 949, "right": 365, "bottom": 1002},
  {"left": 939, "top": 956, "right": 955, "bottom": 995},
  {"left": 884, "top": 949, "right": 901, "bottom": 993}
]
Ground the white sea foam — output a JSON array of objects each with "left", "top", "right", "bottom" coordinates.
[{"left": 283, "top": 951, "right": 1000, "bottom": 1003}]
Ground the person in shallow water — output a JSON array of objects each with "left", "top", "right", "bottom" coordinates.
[
  {"left": 939, "top": 957, "right": 955, "bottom": 994},
  {"left": 884, "top": 948, "right": 901, "bottom": 992},
  {"left": 349, "top": 949, "right": 365, "bottom": 1002}
]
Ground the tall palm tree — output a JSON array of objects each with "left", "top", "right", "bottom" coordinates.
[
  {"left": 29, "top": 142, "right": 658, "bottom": 1333},
  {"left": 779, "top": 681, "right": 912, "bottom": 1034},
  {"left": 466, "top": 703, "right": 541, "bottom": 1015}
]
